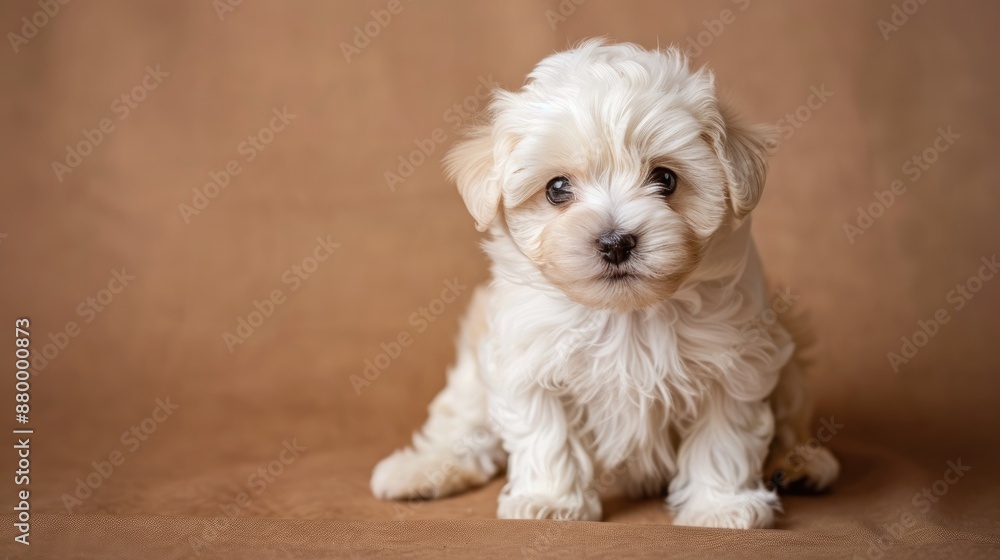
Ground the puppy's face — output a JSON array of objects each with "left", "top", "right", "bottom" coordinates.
[{"left": 447, "top": 41, "right": 772, "bottom": 311}]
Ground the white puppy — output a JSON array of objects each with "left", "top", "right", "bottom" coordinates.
[{"left": 372, "top": 40, "right": 838, "bottom": 529}]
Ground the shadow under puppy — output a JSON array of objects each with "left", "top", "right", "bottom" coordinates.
[{"left": 372, "top": 40, "right": 838, "bottom": 529}]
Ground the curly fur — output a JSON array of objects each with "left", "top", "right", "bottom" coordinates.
[{"left": 371, "top": 40, "right": 838, "bottom": 528}]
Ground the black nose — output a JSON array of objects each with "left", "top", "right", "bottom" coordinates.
[{"left": 596, "top": 231, "right": 637, "bottom": 265}]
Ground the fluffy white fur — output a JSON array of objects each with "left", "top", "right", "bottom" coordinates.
[{"left": 371, "top": 40, "right": 839, "bottom": 529}]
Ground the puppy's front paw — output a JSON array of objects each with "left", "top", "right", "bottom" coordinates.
[
  {"left": 497, "top": 492, "right": 601, "bottom": 521},
  {"left": 671, "top": 487, "right": 778, "bottom": 529},
  {"left": 371, "top": 448, "right": 489, "bottom": 500}
]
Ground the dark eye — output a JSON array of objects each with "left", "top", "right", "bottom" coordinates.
[
  {"left": 546, "top": 176, "right": 573, "bottom": 205},
  {"left": 650, "top": 167, "right": 678, "bottom": 196}
]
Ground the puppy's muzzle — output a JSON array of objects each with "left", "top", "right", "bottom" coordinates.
[{"left": 596, "top": 231, "right": 637, "bottom": 265}]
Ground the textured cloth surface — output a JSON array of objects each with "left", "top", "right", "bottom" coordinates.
[{"left": 1, "top": 0, "right": 999, "bottom": 558}]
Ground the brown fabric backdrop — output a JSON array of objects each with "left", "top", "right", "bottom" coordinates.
[{"left": 1, "top": 0, "right": 998, "bottom": 558}]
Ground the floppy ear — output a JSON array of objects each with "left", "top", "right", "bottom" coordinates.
[
  {"left": 444, "top": 126, "right": 501, "bottom": 232},
  {"left": 714, "top": 101, "right": 777, "bottom": 218}
]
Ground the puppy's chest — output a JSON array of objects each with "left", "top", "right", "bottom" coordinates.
[{"left": 540, "top": 309, "right": 704, "bottom": 410}]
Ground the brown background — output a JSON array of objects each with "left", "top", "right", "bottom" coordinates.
[{"left": 1, "top": 0, "right": 998, "bottom": 558}]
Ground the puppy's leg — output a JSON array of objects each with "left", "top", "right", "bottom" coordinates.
[
  {"left": 669, "top": 391, "right": 779, "bottom": 529},
  {"left": 764, "top": 334, "right": 840, "bottom": 493},
  {"left": 371, "top": 286, "right": 505, "bottom": 500},
  {"left": 493, "top": 392, "right": 602, "bottom": 521}
]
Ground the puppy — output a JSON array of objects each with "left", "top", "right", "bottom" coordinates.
[{"left": 371, "top": 40, "right": 838, "bottom": 529}]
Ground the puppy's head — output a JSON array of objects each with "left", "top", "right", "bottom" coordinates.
[{"left": 446, "top": 40, "right": 774, "bottom": 310}]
